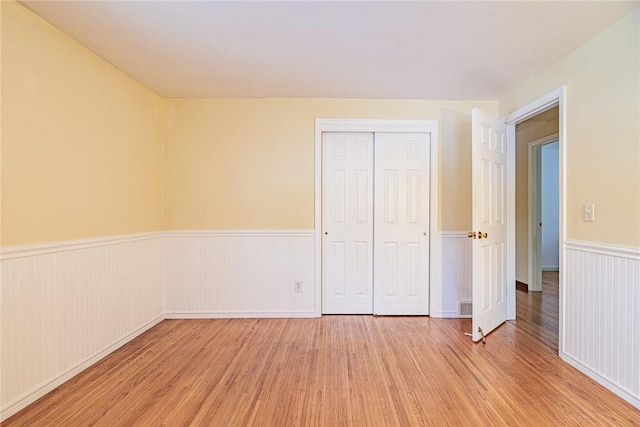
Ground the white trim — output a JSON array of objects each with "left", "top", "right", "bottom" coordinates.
[
  {"left": 528, "top": 141, "right": 542, "bottom": 292},
  {"left": 502, "top": 86, "right": 566, "bottom": 350},
  {"left": 527, "top": 133, "right": 559, "bottom": 292},
  {"left": 314, "top": 118, "right": 438, "bottom": 134},
  {"left": 0, "top": 315, "right": 164, "bottom": 422},
  {"left": 528, "top": 133, "right": 559, "bottom": 148},
  {"left": 1, "top": 230, "right": 314, "bottom": 260},
  {"left": 165, "top": 311, "right": 317, "bottom": 319},
  {"left": 0, "top": 231, "right": 164, "bottom": 260},
  {"left": 561, "top": 353, "right": 640, "bottom": 410},
  {"left": 507, "top": 122, "right": 517, "bottom": 319},
  {"left": 430, "top": 311, "right": 461, "bottom": 318},
  {"left": 504, "top": 88, "right": 563, "bottom": 125},
  {"left": 164, "top": 230, "right": 315, "bottom": 238},
  {"left": 314, "top": 118, "right": 439, "bottom": 317},
  {"left": 437, "top": 231, "right": 468, "bottom": 239},
  {"left": 565, "top": 239, "right": 640, "bottom": 261}
]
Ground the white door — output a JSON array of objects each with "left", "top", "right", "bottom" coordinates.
[
  {"left": 374, "top": 132, "right": 430, "bottom": 315},
  {"left": 322, "top": 132, "right": 374, "bottom": 314},
  {"left": 471, "top": 108, "right": 508, "bottom": 342}
]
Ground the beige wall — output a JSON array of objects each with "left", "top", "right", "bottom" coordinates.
[
  {"left": 163, "top": 99, "right": 497, "bottom": 232},
  {"left": 515, "top": 107, "right": 559, "bottom": 283},
  {"left": 12, "top": 0, "right": 634, "bottom": 250},
  {"left": 1, "top": 0, "right": 500, "bottom": 246},
  {"left": 1, "top": 2, "right": 164, "bottom": 246},
  {"left": 500, "top": 9, "right": 640, "bottom": 248}
]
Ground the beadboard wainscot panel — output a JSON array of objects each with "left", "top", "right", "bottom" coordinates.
[
  {"left": 563, "top": 240, "right": 640, "bottom": 409},
  {"left": 163, "top": 231, "right": 316, "bottom": 318},
  {"left": 431, "top": 232, "right": 472, "bottom": 318},
  {"left": 0, "top": 233, "right": 164, "bottom": 421}
]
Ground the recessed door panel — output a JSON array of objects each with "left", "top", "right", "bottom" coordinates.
[
  {"left": 384, "top": 243, "right": 398, "bottom": 297},
  {"left": 354, "top": 241, "right": 368, "bottom": 296},
  {"left": 385, "top": 170, "right": 399, "bottom": 224},
  {"left": 330, "top": 241, "right": 346, "bottom": 296},
  {"left": 407, "top": 170, "right": 420, "bottom": 224}
]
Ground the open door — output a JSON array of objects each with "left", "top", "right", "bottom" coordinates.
[{"left": 470, "top": 108, "right": 508, "bottom": 342}]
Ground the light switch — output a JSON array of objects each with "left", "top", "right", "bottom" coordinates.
[{"left": 584, "top": 204, "right": 595, "bottom": 222}]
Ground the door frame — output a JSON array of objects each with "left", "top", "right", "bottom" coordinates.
[
  {"left": 528, "top": 133, "right": 559, "bottom": 292},
  {"left": 314, "top": 119, "right": 439, "bottom": 317},
  {"left": 503, "top": 86, "right": 566, "bottom": 354}
]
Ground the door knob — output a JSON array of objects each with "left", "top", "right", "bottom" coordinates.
[
  {"left": 467, "top": 231, "right": 476, "bottom": 239},
  {"left": 477, "top": 231, "right": 488, "bottom": 239}
]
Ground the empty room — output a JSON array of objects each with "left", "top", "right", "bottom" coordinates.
[{"left": 1, "top": 1, "right": 639, "bottom": 425}]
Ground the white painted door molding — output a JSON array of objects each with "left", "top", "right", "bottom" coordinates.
[
  {"left": 503, "top": 86, "right": 566, "bottom": 354},
  {"left": 528, "top": 133, "right": 559, "bottom": 292}
]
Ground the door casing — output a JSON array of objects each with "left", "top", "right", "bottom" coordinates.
[
  {"left": 528, "top": 133, "right": 559, "bottom": 292},
  {"left": 503, "top": 86, "right": 566, "bottom": 355},
  {"left": 314, "top": 119, "right": 439, "bottom": 317}
]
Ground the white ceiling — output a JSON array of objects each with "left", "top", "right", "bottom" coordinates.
[{"left": 20, "top": 1, "right": 639, "bottom": 99}]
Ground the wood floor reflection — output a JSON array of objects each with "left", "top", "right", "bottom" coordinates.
[{"left": 511, "top": 271, "right": 559, "bottom": 352}]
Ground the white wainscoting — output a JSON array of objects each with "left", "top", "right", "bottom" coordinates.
[
  {"left": 431, "top": 232, "right": 472, "bottom": 318},
  {"left": 5, "top": 231, "right": 637, "bottom": 417},
  {"left": 563, "top": 240, "right": 640, "bottom": 409},
  {"left": 0, "top": 233, "right": 164, "bottom": 421},
  {"left": 163, "top": 231, "right": 316, "bottom": 318}
]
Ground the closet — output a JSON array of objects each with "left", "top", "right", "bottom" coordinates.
[{"left": 322, "top": 131, "right": 431, "bottom": 315}]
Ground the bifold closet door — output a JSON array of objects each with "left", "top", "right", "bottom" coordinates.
[
  {"left": 322, "top": 132, "right": 374, "bottom": 314},
  {"left": 373, "top": 132, "right": 430, "bottom": 315}
]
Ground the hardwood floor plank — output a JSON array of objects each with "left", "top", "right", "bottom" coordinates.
[{"left": 5, "top": 316, "right": 639, "bottom": 426}]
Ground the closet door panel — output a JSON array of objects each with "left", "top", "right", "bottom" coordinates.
[
  {"left": 322, "top": 132, "right": 374, "bottom": 314},
  {"left": 374, "top": 132, "right": 430, "bottom": 315}
]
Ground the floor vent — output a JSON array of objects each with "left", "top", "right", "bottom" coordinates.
[{"left": 458, "top": 301, "right": 472, "bottom": 317}]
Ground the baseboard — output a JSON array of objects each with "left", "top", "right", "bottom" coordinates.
[
  {"left": 542, "top": 267, "right": 559, "bottom": 272},
  {"left": 561, "top": 352, "right": 640, "bottom": 410},
  {"left": 516, "top": 280, "right": 528, "bottom": 293},
  {"left": 0, "top": 314, "right": 164, "bottom": 422},
  {"left": 429, "top": 311, "right": 464, "bottom": 318},
  {"left": 165, "top": 311, "right": 319, "bottom": 319}
]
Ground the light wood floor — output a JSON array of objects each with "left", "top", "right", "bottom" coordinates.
[
  {"left": 5, "top": 315, "right": 639, "bottom": 426},
  {"left": 511, "top": 271, "right": 559, "bottom": 352}
]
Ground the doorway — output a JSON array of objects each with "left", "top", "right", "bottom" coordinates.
[
  {"left": 530, "top": 137, "right": 560, "bottom": 291},
  {"left": 511, "top": 105, "right": 561, "bottom": 351},
  {"left": 313, "top": 119, "right": 439, "bottom": 317}
]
